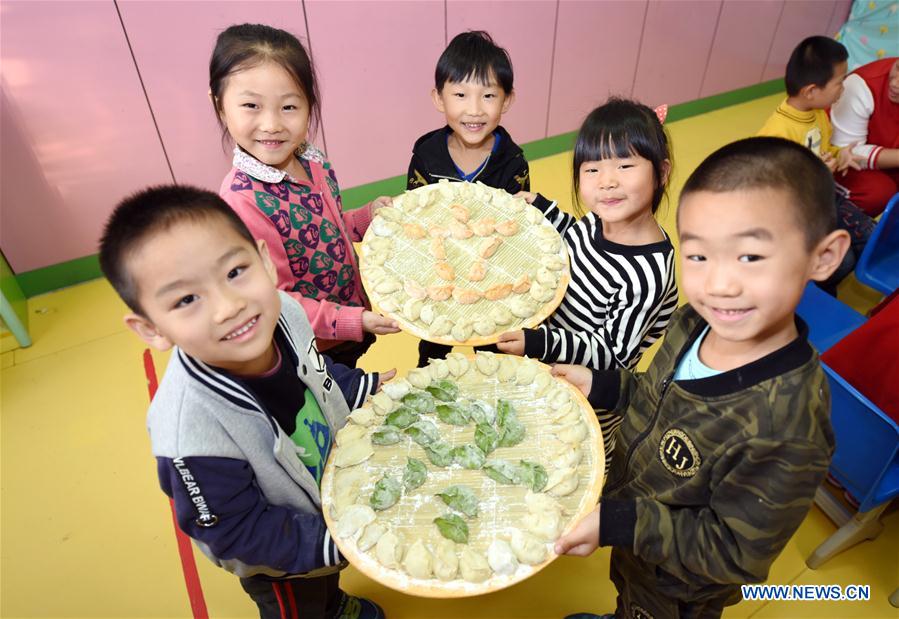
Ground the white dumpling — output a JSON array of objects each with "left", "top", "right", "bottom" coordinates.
[
  {"left": 381, "top": 378, "right": 411, "bottom": 400},
  {"left": 419, "top": 304, "right": 437, "bottom": 325},
  {"left": 459, "top": 548, "right": 492, "bottom": 583},
  {"left": 475, "top": 351, "right": 499, "bottom": 375},
  {"left": 524, "top": 491, "right": 565, "bottom": 515},
  {"left": 433, "top": 538, "right": 459, "bottom": 581},
  {"left": 364, "top": 236, "right": 393, "bottom": 254},
  {"left": 545, "top": 466, "right": 579, "bottom": 497},
  {"left": 428, "top": 358, "right": 450, "bottom": 380},
  {"left": 451, "top": 320, "right": 473, "bottom": 342},
  {"left": 555, "top": 420, "right": 587, "bottom": 445},
  {"left": 534, "top": 372, "right": 554, "bottom": 396},
  {"left": 377, "top": 206, "right": 403, "bottom": 222},
  {"left": 365, "top": 266, "right": 387, "bottom": 284},
  {"left": 357, "top": 521, "right": 388, "bottom": 552},
  {"left": 525, "top": 207, "right": 544, "bottom": 225},
  {"left": 335, "top": 504, "right": 376, "bottom": 539},
  {"left": 515, "top": 361, "right": 539, "bottom": 386},
  {"left": 536, "top": 267, "right": 559, "bottom": 287},
  {"left": 508, "top": 197, "right": 526, "bottom": 212},
  {"left": 331, "top": 467, "right": 370, "bottom": 518},
  {"left": 487, "top": 539, "right": 519, "bottom": 575},
  {"left": 497, "top": 356, "right": 518, "bottom": 382},
  {"left": 529, "top": 281, "right": 555, "bottom": 303},
  {"left": 375, "top": 277, "right": 402, "bottom": 295},
  {"left": 378, "top": 296, "right": 401, "bottom": 313},
  {"left": 406, "top": 367, "right": 432, "bottom": 389},
  {"left": 372, "top": 218, "right": 401, "bottom": 237},
  {"left": 370, "top": 391, "right": 398, "bottom": 416},
  {"left": 472, "top": 315, "right": 496, "bottom": 337},
  {"left": 446, "top": 352, "right": 470, "bottom": 377},
  {"left": 333, "top": 437, "right": 374, "bottom": 468},
  {"left": 367, "top": 250, "right": 389, "bottom": 266},
  {"left": 431, "top": 315, "right": 453, "bottom": 337},
  {"left": 489, "top": 304, "right": 513, "bottom": 325},
  {"left": 375, "top": 530, "right": 405, "bottom": 568},
  {"left": 549, "top": 401, "right": 578, "bottom": 423},
  {"left": 402, "top": 539, "right": 433, "bottom": 580},
  {"left": 403, "top": 298, "right": 424, "bottom": 322},
  {"left": 548, "top": 436, "right": 583, "bottom": 466},
  {"left": 510, "top": 529, "right": 548, "bottom": 565},
  {"left": 437, "top": 178, "right": 456, "bottom": 199},
  {"left": 548, "top": 386, "right": 572, "bottom": 408},
  {"left": 347, "top": 407, "right": 376, "bottom": 427},
  {"left": 541, "top": 254, "right": 566, "bottom": 271},
  {"left": 538, "top": 236, "right": 562, "bottom": 253},
  {"left": 533, "top": 226, "right": 557, "bottom": 240},
  {"left": 335, "top": 423, "right": 368, "bottom": 446},
  {"left": 522, "top": 508, "right": 565, "bottom": 542},
  {"left": 510, "top": 296, "right": 536, "bottom": 319}
]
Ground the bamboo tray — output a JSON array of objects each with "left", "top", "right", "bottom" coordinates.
[{"left": 321, "top": 354, "right": 604, "bottom": 598}]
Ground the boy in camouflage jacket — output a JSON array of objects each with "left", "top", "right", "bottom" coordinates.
[{"left": 554, "top": 137, "right": 851, "bottom": 619}]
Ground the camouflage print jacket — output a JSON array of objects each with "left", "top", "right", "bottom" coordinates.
[{"left": 589, "top": 304, "right": 834, "bottom": 600}]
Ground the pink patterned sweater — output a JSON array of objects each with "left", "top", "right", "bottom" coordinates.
[{"left": 220, "top": 146, "right": 373, "bottom": 351}]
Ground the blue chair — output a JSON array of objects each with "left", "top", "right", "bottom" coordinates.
[
  {"left": 856, "top": 192, "right": 899, "bottom": 296},
  {"left": 795, "top": 282, "right": 866, "bottom": 353},
  {"left": 807, "top": 363, "right": 899, "bottom": 568}
]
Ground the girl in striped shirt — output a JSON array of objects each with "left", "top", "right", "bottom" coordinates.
[{"left": 498, "top": 98, "right": 678, "bottom": 460}]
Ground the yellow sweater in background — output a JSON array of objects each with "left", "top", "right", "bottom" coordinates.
[{"left": 758, "top": 99, "right": 839, "bottom": 157}]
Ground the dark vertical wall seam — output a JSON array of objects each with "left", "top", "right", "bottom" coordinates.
[
  {"left": 761, "top": 1, "right": 787, "bottom": 83},
  {"left": 630, "top": 1, "right": 651, "bottom": 98},
  {"left": 697, "top": 0, "right": 725, "bottom": 98},
  {"left": 113, "top": 0, "right": 176, "bottom": 183},
  {"left": 302, "top": 0, "right": 328, "bottom": 155}
]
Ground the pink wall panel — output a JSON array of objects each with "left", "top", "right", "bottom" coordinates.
[
  {"left": 547, "top": 1, "right": 647, "bottom": 137},
  {"left": 304, "top": 1, "right": 445, "bottom": 189},
  {"left": 700, "top": 0, "right": 783, "bottom": 97},
  {"left": 446, "top": 0, "right": 557, "bottom": 144},
  {"left": 632, "top": 0, "right": 722, "bottom": 108},
  {"left": 762, "top": 1, "right": 840, "bottom": 81},
  {"left": 0, "top": 0, "right": 172, "bottom": 272},
  {"left": 826, "top": 0, "right": 852, "bottom": 37},
  {"left": 118, "top": 1, "right": 310, "bottom": 193}
]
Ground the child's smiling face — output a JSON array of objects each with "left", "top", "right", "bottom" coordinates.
[
  {"left": 218, "top": 61, "right": 310, "bottom": 174},
  {"left": 577, "top": 149, "right": 665, "bottom": 227},
  {"left": 125, "top": 216, "right": 282, "bottom": 376},
  {"left": 678, "top": 187, "right": 825, "bottom": 363},
  {"left": 432, "top": 72, "right": 513, "bottom": 150}
]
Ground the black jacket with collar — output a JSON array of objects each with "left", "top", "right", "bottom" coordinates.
[{"left": 406, "top": 125, "right": 530, "bottom": 193}]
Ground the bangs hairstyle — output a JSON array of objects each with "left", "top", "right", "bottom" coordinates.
[
  {"left": 209, "top": 23, "right": 321, "bottom": 144},
  {"left": 784, "top": 36, "right": 848, "bottom": 96},
  {"left": 573, "top": 98, "right": 671, "bottom": 215},
  {"left": 99, "top": 185, "right": 256, "bottom": 316},
  {"left": 436, "top": 31, "right": 514, "bottom": 93},
  {"left": 679, "top": 137, "right": 836, "bottom": 249}
]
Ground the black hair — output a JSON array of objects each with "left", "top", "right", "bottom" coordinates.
[
  {"left": 209, "top": 23, "right": 321, "bottom": 141},
  {"left": 99, "top": 185, "right": 257, "bottom": 315},
  {"left": 572, "top": 97, "right": 671, "bottom": 215},
  {"left": 679, "top": 137, "right": 836, "bottom": 248},
  {"left": 784, "top": 36, "right": 848, "bottom": 96},
  {"left": 435, "top": 31, "right": 514, "bottom": 93}
]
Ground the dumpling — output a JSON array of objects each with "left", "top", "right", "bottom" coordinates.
[
  {"left": 429, "top": 225, "right": 449, "bottom": 238},
  {"left": 522, "top": 508, "right": 565, "bottom": 542},
  {"left": 451, "top": 320, "right": 473, "bottom": 342},
  {"left": 331, "top": 467, "right": 370, "bottom": 518},
  {"left": 364, "top": 266, "right": 387, "bottom": 284},
  {"left": 407, "top": 367, "right": 432, "bottom": 389},
  {"left": 551, "top": 406, "right": 581, "bottom": 427},
  {"left": 348, "top": 407, "right": 376, "bottom": 427},
  {"left": 429, "top": 237, "right": 446, "bottom": 260},
  {"left": 376, "top": 206, "right": 403, "bottom": 222},
  {"left": 419, "top": 304, "right": 438, "bottom": 325},
  {"left": 471, "top": 217, "right": 496, "bottom": 236},
  {"left": 431, "top": 315, "right": 453, "bottom": 336},
  {"left": 510, "top": 529, "right": 548, "bottom": 565},
  {"left": 375, "top": 278, "right": 402, "bottom": 295},
  {"left": 533, "top": 226, "right": 556, "bottom": 240},
  {"left": 357, "top": 521, "right": 388, "bottom": 552},
  {"left": 551, "top": 443, "right": 583, "bottom": 469},
  {"left": 497, "top": 356, "right": 518, "bottom": 382},
  {"left": 512, "top": 274, "right": 531, "bottom": 294},
  {"left": 541, "top": 254, "right": 566, "bottom": 271},
  {"left": 524, "top": 207, "right": 544, "bottom": 225},
  {"left": 487, "top": 539, "right": 518, "bottom": 575},
  {"left": 333, "top": 437, "right": 374, "bottom": 468},
  {"left": 335, "top": 423, "right": 368, "bottom": 446},
  {"left": 335, "top": 504, "right": 376, "bottom": 539},
  {"left": 381, "top": 378, "right": 411, "bottom": 400},
  {"left": 450, "top": 203, "right": 470, "bottom": 222},
  {"left": 375, "top": 530, "right": 405, "bottom": 569},
  {"left": 435, "top": 261, "right": 456, "bottom": 281},
  {"left": 433, "top": 538, "right": 459, "bottom": 581},
  {"left": 446, "top": 352, "right": 470, "bottom": 377},
  {"left": 534, "top": 372, "right": 553, "bottom": 396},
  {"left": 555, "top": 420, "right": 587, "bottom": 445},
  {"left": 429, "top": 358, "right": 450, "bottom": 379},
  {"left": 508, "top": 197, "right": 526, "bottom": 212},
  {"left": 427, "top": 284, "right": 454, "bottom": 302},
  {"left": 366, "top": 250, "right": 389, "bottom": 266},
  {"left": 489, "top": 304, "right": 513, "bottom": 325},
  {"left": 452, "top": 287, "right": 482, "bottom": 305},
  {"left": 545, "top": 466, "right": 579, "bottom": 497},
  {"left": 536, "top": 267, "right": 559, "bottom": 287},
  {"left": 402, "top": 539, "right": 433, "bottom": 579},
  {"left": 468, "top": 259, "right": 488, "bottom": 282},
  {"left": 510, "top": 296, "right": 536, "bottom": 319},
  {"left": 404, "top": 279, "right": 428, "bottom": 300},
  {"left": 402, "top": 298, "right": 424, "bottom": 322},
  {"left": 494, "top": 220, "right": 520, "bottom": 236},
  {"left": 538, "top": 236, "right": 562, "bottom": 253},
  {"left": 370, "top": 391, "right": 397, "bottom": 416},
  {"left": 515, "top": 361, "right": 539, "bottom": 385},
  {"left": 372, "top": 218, "right": 401, "bottom": 237},
  {"left": 449, "top": 220, "right": 473, "bottom": 239},
  {"left": 459, "top": 548, "right": 492, "bottom": 583},
  {"left": 529, "top": 281, "right": 555, "bottom": 303},
  {"left": 438, "top": 179, "right": 456, "bottom": 199},
  {"left": 548, "top": 386, "right": 572, "bottom": 408},
  {"left": 479, "top": 236, "right": 503, "bottom": 259},
  {"left": 524, "top": 491, "right": 564, "bottom": 515},
  {"left": 475, "top": 351, "right": 500, "bottom": 375},
  {"left": 378, "top": 296, "right": 401, "bottom": 313},
  {"left": 403, "top": 223, "right": 427, "bottom": 239},
  {"left": 484, "top": 283, "right": 512, "bottom": 301},
  {"left": 473, "top": 316, "right": 496, "bottom": 336}
]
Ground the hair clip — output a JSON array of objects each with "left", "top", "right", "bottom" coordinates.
[{"left": 654, "top": 104, "right": 668, "bottom": 125}]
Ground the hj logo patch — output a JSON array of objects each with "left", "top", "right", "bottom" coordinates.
[{"left": 658, "top": 428, "right": 701, "bottom": 477}]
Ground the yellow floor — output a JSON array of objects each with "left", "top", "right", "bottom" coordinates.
[{"left": 2, "top": 94, "right": 896, "bottom": 618}]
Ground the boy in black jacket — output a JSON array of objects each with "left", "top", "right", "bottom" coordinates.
[{"left": 408, "top": 30, "right": 530, "bottom": 365}]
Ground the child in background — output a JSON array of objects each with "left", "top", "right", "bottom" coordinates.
[
  {"left": 407, "top": 30, "right": 530, "bottom": 367},
  {"left": 211, "top": 23, "right": 399, "bottom": 368},
  {"left": 497, "top": 99, "right": 678, "bottom": 462},
  {"left": 99, "top": 186, "right": 390, "bottom": 619},
  {"left": 758, "top": 35, "right": 874, "bottom": 294},
  {"left": 554, "top": 137, "right": 848, "bottom": 619}
]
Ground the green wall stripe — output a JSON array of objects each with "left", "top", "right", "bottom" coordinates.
[{"left": 14, "top": 77, "right": 784, "bottom": 296}]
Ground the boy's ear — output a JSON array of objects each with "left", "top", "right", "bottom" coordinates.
[
  {"left": 431, "top": 88, "right": 446, "bottom": 113},
  {"left": 124, "top": 313, "right": 174, "bottom": 352},
  {"left": 808, "top": 229, "right": 851, "bottom": 282},
  {"left": 257, "top": 239, "right": 278, "bottom": 285},
  {"left": 501, "top": 90, "right": 515, "bottom": 113},
  {"left": 798, "top": 82, "right": 819, "bottom": 101}
]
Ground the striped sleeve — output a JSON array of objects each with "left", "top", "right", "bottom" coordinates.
[
  {"left": 530, "top": 227, "right": 678, "bottom": 370},
  {"left": 531, "top": 194, "right": 578, "bottom": 235}
]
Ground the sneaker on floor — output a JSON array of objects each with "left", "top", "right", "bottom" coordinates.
[
  {"left": 564, "top": 614, "right": 615, "bottom": 619},
  {"left": 334, "top": 593, "right": 385, "bottom": 619}
]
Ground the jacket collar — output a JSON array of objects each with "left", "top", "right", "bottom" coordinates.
[
  {"left": 413, "top": 125, "right": 522, "bottom": 181},
  {"left": 232, "top": 143, "right": 326, "bottom": 183}
]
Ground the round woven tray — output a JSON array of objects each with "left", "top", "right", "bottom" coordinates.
[{"left": 321, "top": 354, "right": 604, "bottom": 598}]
